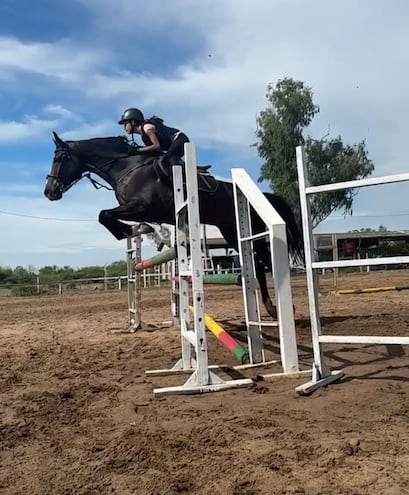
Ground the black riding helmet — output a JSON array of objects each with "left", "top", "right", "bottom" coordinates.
[{"left": 118, "top": 108, "right": 144, "bottom": 125}]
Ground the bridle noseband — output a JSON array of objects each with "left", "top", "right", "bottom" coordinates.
[{"left": 46, "top": 148, "right": 81, "bottom": 195}]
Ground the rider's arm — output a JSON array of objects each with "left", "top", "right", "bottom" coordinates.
[{"left": 139, "top": 124, "right": 161, "bottom": 153}]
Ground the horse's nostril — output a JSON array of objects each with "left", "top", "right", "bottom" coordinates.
[{"left": 44, "top": 188, "right": 55, "bottom": 200}]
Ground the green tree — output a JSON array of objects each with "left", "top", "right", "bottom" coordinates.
[
  {"left": 38, "top": 265, "right": 73, "bottom": 282},
  {"left": 75, "top": 266, "right": 105, "bottom": 279},
  {"left": 106, "top": 260, "right": 127, "bottom": 276},
  {"left": 0, "top": 266, "right": 14, "bottom": 284},
  {"left": 349, "top": 225, "right": 388, "bottom": 233},
  {"left": 255, "top": 77, "right": 374, "bottom": 227},
  {"left": 13, "top": 266, "right": 36, "bottom": 283}
]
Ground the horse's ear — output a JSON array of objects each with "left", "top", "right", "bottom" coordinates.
[{"left": 52, "top": 131, "right": 67, "bottom": 148}]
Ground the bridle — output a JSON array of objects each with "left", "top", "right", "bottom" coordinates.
[
  {"left": 46, "top": 148, "right": 81, "bottom": 195},
  {"left": 46, "top": 147, "right": 120, "bottom": 193},
  {"left": 47, "top": 142, "right": 150, "bottom": 195}
]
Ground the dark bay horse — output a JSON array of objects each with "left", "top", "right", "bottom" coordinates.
[{"left": 44, "top": 132, "right": 303, "bottom": 318}]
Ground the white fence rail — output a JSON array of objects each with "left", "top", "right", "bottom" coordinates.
[{"left": 0, "top": 265, "right": 174, "bottom": 296}]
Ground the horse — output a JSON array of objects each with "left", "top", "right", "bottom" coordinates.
[{"left": 44, "top": 132, "right": 304, "bottom": 319}]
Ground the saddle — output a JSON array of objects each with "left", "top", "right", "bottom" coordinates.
[{"left": 153, "top": 157, "right": 218, "bottom": 194}]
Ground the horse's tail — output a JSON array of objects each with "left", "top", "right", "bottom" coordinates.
[{"left": 264, "top": 192, "right": 305, "bottom": 269}]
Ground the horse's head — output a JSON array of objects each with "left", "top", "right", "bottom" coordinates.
[{"left": 44, "top": 132, "right": 84, "bottom": 201}]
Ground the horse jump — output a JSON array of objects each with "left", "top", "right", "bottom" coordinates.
[
  {"left": 146, "top": 143, "right": 253, "bottom": 396},
  {"left": 147, "top": 149, "right": 309, "bottom": 392}
]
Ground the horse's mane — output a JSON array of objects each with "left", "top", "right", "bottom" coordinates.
[{"left": 68, "top": 136, "right": 133, "bottom": 160}]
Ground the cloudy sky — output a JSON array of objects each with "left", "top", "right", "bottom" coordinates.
[{"left": 1, "top": 0, "right": 409, "bottom": 268}]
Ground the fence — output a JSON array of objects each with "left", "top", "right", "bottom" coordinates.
[
  {"left": 0, "top": 262, "right": 174, "bottom": 297},
  {"left": 1, "top": 254, "right": 243, "bottom": 298}
]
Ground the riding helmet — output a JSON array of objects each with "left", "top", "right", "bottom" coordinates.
[{"left": 118, "top": 108, "right": 145, "bottom": 125}]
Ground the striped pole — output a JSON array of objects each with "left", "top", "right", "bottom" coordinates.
[
  {"left": 190, "top": 306, "right": 248, "bottom": 363},
  {"left": 335, "top": 284, "right": 409, "bottom": 295},
  {"left": 134, "top": 247, "right": 176, "bottom": 272}
]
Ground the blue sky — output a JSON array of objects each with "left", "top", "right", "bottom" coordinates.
[{"left": 1, "top": 0, "right": 409, "bottom": 268}]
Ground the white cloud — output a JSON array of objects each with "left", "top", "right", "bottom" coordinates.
[
  {"left": 61, "top": 0, "right": 409, "bottom": 160},
  {"left": 0, "top": 111, "right": 116, "bottom": 145},
  {"left": 43, "top": 104, "right": 80, "bottom": 120},
  {"left": 0, "top": 36, "right": 108, "bottom": 80},
  {"left": 0, "top": 115, "right": 59, "bottom": 143},
  {"left": 3, "top": 0, "right": 408, "bottom": 155},
  {"left": 59, "top": 119, "right": 119, "bottom": 141}
]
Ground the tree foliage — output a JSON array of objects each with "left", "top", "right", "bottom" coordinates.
[
  {"left": 255, "top": 77, "right": 374, "bottom": 227},
  {"left": 0, "top": 260, "right": 127, "bottom": 287}
]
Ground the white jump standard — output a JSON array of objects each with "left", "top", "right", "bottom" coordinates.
[
  {"left": 146, "top": 143, "right": 253, "bottom": 396},
  {"left": 232, "top": 168, "right": 308, "bottom": 381},
  {"left": 295, "top": 145, "right": 409, "bottom": 395},
  {"left": 125, "top": 226, "right": 142, "bottom": 332}
]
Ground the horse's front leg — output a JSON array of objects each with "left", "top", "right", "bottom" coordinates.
[{"left": 99, "top": 205, "right": 143, "bottom": 240}]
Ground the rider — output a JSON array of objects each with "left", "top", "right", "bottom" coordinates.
[{"left": 118, "top": 108, "right": 189, "bottom": 166}]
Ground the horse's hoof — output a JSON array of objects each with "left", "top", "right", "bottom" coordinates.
[
  {"left": 132, "top": 223, "right": 155, "bottom": 235},
  {"left": 264, "top": 300, "right": 278, "bottom": 320}
]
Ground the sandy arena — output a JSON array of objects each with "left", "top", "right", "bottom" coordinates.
[{"left": 2, "top": 270, "right": 409, "bottom": 494}]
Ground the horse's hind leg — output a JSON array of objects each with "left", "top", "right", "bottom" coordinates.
[
  {"left": 254, "top": 257, "right": 277, "bottom": 319},
  {"left": 255, "top": 240, "right": 297, "bottom": 320},
  {"left": 217, "top": 223, "right": 278, "bottom": 319},
  {"left": 99, "top": 205, "right": 141, "bottom": 240},
  {"left": 252, "top": 238, "right": 279, "bottom": 319}
]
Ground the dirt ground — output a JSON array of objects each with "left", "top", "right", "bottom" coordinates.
[{"left": 2, "top": 270, "right": 409, "bottom": 495}]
